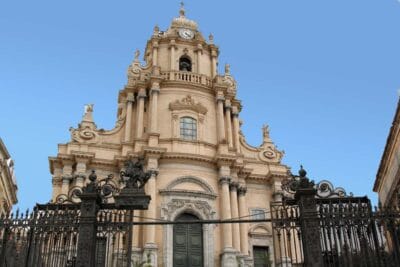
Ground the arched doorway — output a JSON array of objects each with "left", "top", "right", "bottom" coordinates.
[{"left": 173, "top": 213, "right": 203, "bottom": 267}]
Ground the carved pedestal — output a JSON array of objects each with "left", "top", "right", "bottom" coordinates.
[
  {"left": 221, "top": 247, "right": 237, "bottom": 267},
  {"left": 143, "top": 243, "right": 158, "bottom": 267}
]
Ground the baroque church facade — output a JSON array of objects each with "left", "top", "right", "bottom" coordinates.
[{"left": 49, "top": 6, "right": 289, "bottom": 267}]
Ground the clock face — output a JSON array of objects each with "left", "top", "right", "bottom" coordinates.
[{"left": 179, "top": 28, "right": 194, "bottom": 40}]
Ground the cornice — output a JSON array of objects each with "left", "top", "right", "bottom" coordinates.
[
  {"left": 161, "top": 80, "right": 214, "bottom": 94},
  {"left": 215, "top": 154, "right": 237, "bottom": 166},
  {"left": 90, "top": 159, "right": 118, "bottom": 168},
  {"left": 374, "top": 98, "right": 400, "bottom": 192},
  {"left": 159, "top": 138, "right": 216, "bottom": 149},
  {"left": 143, "top": 146, "right": 167, "bottom": 158},
  {"left": 162, "top": 152, "right": 214, "bottom": 164},
  {"left": 70, "top": 151, "right": 95, "bottom": 160},
  {"left": 159, "top": 189, "right": 217, "bottom": 200}
]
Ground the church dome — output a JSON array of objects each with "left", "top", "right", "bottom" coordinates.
[{"left": 170, "top": 3, "right": 198, "bottom": 30}]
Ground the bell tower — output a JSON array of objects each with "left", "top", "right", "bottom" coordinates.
[
  {"left": 50, "top": 3, "right": 289, "bottom": 267},
  {"left": 143, "top": 2, "right": 219, "bottom": 77}
]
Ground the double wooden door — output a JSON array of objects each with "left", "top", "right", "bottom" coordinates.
[{"left": 173, "top": 213, "right": 203, "bottom": 267}]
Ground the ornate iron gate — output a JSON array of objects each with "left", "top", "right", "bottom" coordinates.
[
  {"left": 272, "top": 166, "right": 400, "bottom": 267},
  {"left": 0, "top": 159, "right": 153, "bottom": 267}
]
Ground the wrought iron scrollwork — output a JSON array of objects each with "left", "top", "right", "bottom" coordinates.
[
  {"left": 282, "top": 165, "right": 315, "bottom": 195},
  {"left": 54, "top": 158, "right": 154, "bottom": 204},
  {"left": 282, "top": 165, "right": 351, "bottom": 199}
]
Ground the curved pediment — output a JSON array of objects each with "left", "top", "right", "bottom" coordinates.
[
  {"left": 249, "top": 223, "right": 272, "bottom": 238},
  {"left": 159, "top": 176, "right": 217, "bottom": 199}
]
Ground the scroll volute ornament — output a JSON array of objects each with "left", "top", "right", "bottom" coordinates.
[
  {"left": 70, "top": 104, "right": 99, "bottom": 144},
  {"left": 169, "top": 95, "right": 207, "bottom": 114},
  {"left": 258, "top": 124, "right": 284, "bottom": 163}
]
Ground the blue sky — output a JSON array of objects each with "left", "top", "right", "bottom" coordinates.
[{"left": 1, "top": 0, "right": 399, "bottom": 210}]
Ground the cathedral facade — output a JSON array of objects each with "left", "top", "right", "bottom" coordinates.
[{"left": 49, "top": 6, "right": 289, "bottom": 267}]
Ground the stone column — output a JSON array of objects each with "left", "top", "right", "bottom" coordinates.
[
  {"left": 144, "top": 157, "right": 159, "bottom": 267},
  {"left": 75, "top": 159, "right": 88, "bottom": 188},
  {"left": 232, "top": 106, "right": 241, "bottom": 152},
  {"left": 216, "top": 93, "right": 226, "bottom": 143},
  {"left": 61, "top": 176, "right": 71, "bottom": 196},
  {"left": 196, "top": 44, "right": 202, "bottom": 73},
  {"left": 272, "top": 180, "right": 291, "bottom": 267},
  {"left": 219, "top": 173, "right": 237, "bottom": 267},
  {"left": 152, "top": 41, "right": 158, "bottom": 66},
  {"left": 145, "top": 172, "right": 157, "bottom": 244},
  {"left": 225, "top": 100, "right": 233, "bottom": 149},
  {"left": 219, "top": 176, "right": 233, "bottom": 248},
  {"left": 136, "top": 88, "right": 146, "bottom": 138},
  {"left": 149, "top": 83, "right": 160, "bottom": 133},
  {"left": 211, "top": 49, "right": 218, "bottom": 77},
  {"left": 238, "top": 186, "right": 249, "bottom": 255},
  {"left": 124, "top": 92, "right": 135, "bottom": 142},
  {"left": 169, "top": 40, "right": 176, "bottom": 70},
  {"left": 230, "top": 182, "right": 241, "bottom": 252},
  {"left": 61, "top": 161, "right": 73, "bottom": 196}
]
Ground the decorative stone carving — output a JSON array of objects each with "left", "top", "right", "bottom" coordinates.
[
  {"left": 70, "top": 104, "right": 99, "bottom": 144},
  {"left": 258, "top": 124, "right": 284, "bottom": 163},
  {"left": 169, "top": 95, "right": 207, "bottom": 114},
  {"left": 159, "top": 176, "right": 217, "bottom": 199},
  {"left": 161, "top": 198, "right": 215, "bottom": 267}
]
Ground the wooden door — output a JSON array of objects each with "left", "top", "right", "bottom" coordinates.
[{"left": 173, "top": 213, "right": 203, "bottom": 267}]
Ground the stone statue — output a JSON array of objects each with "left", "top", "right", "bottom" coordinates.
[
  {"left": 84, "top": 104, "right": 94, "bottom": 114},
  {"left": 134, "top": 49, "right": 140, "bottom": 61},
  {"left": 262, "top": 124, "right": 270, "bottom": 139},
  {"left": 225, "top": 64, "right": 230, "bottom": 75}
]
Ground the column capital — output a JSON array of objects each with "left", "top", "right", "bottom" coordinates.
[
  {"left": 216, "top": 95, "right": 225, "bottom": 102},
  {"left": 137, "top": 89, "right": 147, "bottom": 99},
  {"left": 149, "top": 169, "right": 159, "bottom": 178},
  {"left": 127, "top": 93, "right": 135, "bottom": 103},
  {"left": 169, "top": 39, "right": 176, "bottom": 48},
  {"left": 62, "top": 175, "right": 73, "bottom": 182},
  {"left": 219, "top": 176, "right": 231, "bottom": 185},
  {"left": 237, "top": 186, "right": 247, "bottom": 196},
  {"left": 231, "top": 106, "right": 239, "bottom": 116},
  {"left": 229, "top": 182, "right": 239, "bottom": 191},
  {"left": 195, "top": 43, "right": 203, "bottom": 52},
  {"left": 150, "top": 82, "right": 160, "bottom": 93}
]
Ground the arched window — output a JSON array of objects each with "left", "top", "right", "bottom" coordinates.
[
  {"left": 180, "top": 117, "right": 197, "bottom": 140},
  {"left": 179, "top": 56, "right": 192, "bottom": 72}
]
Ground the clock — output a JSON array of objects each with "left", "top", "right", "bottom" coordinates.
[{"left": 178, "top": 28, "right": 194, "bottom": 40}]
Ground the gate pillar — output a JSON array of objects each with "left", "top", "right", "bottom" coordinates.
[
  {"left": 75, "top": 171, "right": 101, "bottom": 267},
  {"left": 294, "top": 168, "right": 323, "bottom": 267}
]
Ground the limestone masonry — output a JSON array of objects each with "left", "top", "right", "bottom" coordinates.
[{"left": 49, "top": 5, "right": 289, "bottom": 267}]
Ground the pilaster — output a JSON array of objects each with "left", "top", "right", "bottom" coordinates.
[
  {"left": 225, "top": 99, "right": 233, "bottom": 149},
  {"left": 216, "top": 92, "right": 226, "bottom": 143},
  {"left": 124, "top": 92, "right": 135, "bottom": 142},
  {"left": 229, "top": 181, "right": 241, "bottom": 252},
  {"left": 238, "top": 185, "right": 249, "bottom": 255},
  {"left": 169, "top": 39, "right": 176, "bottom": 70},
  {"left": 136, "top": 88, "right": 147, "bottom": 139}
]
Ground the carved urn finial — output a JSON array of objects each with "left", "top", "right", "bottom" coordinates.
[
  {"left": 299, "top": 165, "right": 307, "bottom": 177},
  {"left": 209, "top": 33, "right": 214, "bottom": 44}
]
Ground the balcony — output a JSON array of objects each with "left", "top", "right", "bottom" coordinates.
[{"left": 161, "top": 71, "right": 212, "bottom": 87}]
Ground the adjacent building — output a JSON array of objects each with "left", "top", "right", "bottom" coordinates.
[
  {"left": 0, "top": 138, "right": 18, "bottom": 215},
  {"left": 49, "top": 5, "right": 289, "bottom": 267},
  {"left": 374, "top": 99, "right": 400, "bottom": 207}
]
